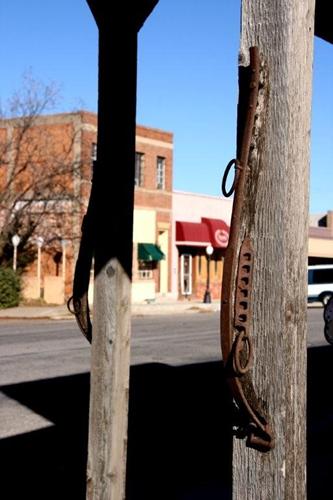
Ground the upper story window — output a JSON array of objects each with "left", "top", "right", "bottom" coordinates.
[
  {"left": 135, "top": 152, "right": 144, "bottom": 187},
  {"left": 156, "top": 156, "right": 165, "bottom": 190},
  {"left": 91, "top": 142, "right": 97, "bottom": 166}
]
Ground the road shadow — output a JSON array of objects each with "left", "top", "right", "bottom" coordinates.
[
  {"left": 0, "top": 361, "right": 233, "bottom": 500},
  {"left": 307, "top": 345, "right": 333, "bottom": 500},
  {"left": 0, "top": 374, "right": 89, "bottom": 500},
  {"left": 1, "top": 346, "right": 332, "bottom": 500},
  {"left": 127, "top": 362, "right": 233, "bottom": 500}
]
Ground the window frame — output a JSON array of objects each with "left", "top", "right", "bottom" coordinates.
[
  {"left": 156, "top": 156, "right": 166, "bottom": 190},
  {"left": 91, "top": 142, "right": 97, "bottom": 165},
  {"left": 135, "top": 152, "right": 144, "bottom": 187}
]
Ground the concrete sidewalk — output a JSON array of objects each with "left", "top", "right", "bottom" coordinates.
[{"left": 0, "top": 299, "right": 221, "bottom": 320}]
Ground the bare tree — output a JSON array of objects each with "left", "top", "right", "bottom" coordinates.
[{"left": 0, "top": 73, "right": 87, "bottom": 270}]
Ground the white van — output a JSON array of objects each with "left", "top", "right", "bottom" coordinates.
[{"left": 308, "top": 265, "right": 333, "bottom": 305}]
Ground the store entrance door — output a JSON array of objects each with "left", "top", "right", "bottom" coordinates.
[{"left": 180, "top": 254, "right": 192, "bottom": 296}]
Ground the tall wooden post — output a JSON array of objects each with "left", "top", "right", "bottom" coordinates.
[
  {"left": 232, "top": 1, "right": 315, "bottom": 498},
  {"left": 85, "top": 2, "right": 157, "bottom": 499}
]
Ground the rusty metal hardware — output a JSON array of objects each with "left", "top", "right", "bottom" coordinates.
[
  {"left": 221, "top": 159, "right": 238, "bottom": 197},
  {"left": 220, "top": 46, "right": 274, "bottom": 452}
]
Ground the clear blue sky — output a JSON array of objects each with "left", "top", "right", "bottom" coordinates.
[{"left": 1, "top": 0, "right": 332, "bottom": 214}]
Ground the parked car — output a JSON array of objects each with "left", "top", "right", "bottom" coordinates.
[
  {"left": 324, "top": 295, "right": 333, "bottom": 344},
  {"left": 308, "top": 265, "right": 333, "bottom": 305}
]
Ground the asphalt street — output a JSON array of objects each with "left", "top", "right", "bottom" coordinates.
[
  {"left": 0, "top": 308, "right": 331, "bottom": 499},
  {"left": 0, "top": 308, "right": 327, "bottom": 438},
  {"left": 0, "top": 308, "right": 326, "bottom": 387}
]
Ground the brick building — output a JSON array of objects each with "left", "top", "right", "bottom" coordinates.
[
  {"left": 132, "top": 125, "right": 173, "bottom": 302},
  {"left": 0, "top": 111, "right": 173, "bottom": 303},
  {"left": 172, "top": 191, "right": 232, "bottom": 301},
  {"left": 4, "top": 110, "right": 332, "bottom": 306}
]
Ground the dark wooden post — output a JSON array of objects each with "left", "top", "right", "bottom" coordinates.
[
  {"left": 85, "top": 2, "right": 157, "bottom": 498},
  {"left": 231, "top": 1, "right": 315, "bottom": 498}
]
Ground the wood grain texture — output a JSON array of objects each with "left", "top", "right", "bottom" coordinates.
[
  {"left": 84, "top": 9, "right": 139, "bottom": 499},
  {"left": 232, "top": 1, "right": 315, "bottom": 498},
  {"left": 87, "top": 260, "right": 131, "bottom": 500}
]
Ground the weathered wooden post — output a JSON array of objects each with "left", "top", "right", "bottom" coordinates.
[
  {"left": 222, "top": 1, "right": 315, "bottom": 498},
  {"left": 85, "top": 2, "right": 157, "bottom": 498}
]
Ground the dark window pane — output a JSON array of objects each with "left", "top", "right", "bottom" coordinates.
[
  {"left": 312, "top": 269, "right": 333, "bottom": 284},
  {"left": 156, "top": 156, "right": 165, "bottom": 190},
  {"left": 135, "top": 152, "right": 144, "bottom": 187}
]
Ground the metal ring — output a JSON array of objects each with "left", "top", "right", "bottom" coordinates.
[
  {"left": 221, "top": 158, "right": 237, "bottom": 197},
  {"left": 67, "top": 296, "right": 79, "bottom": 315},
  {"left": 233, "top": 330, "right": 253, "bottom": 375}
]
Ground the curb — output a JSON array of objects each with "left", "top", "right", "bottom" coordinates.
[
  {"left": 0, "top": 302, "right": 321, "bottom": 321},
  {"left": 0, "top": 302, "right": 221, "bottom": 320},
  {"left": 0, "top": 302, "right": 322, "bottom": 321}
]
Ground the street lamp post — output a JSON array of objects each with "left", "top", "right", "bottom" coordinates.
[
  {"left": 36, "top": 236, "right": 44, "bottom": 299},
  {"left": 203, "top": 244, "right": 214, "bottom": 303},
  {"left": 11, "top": 234, "right": 21, "bottom": 271},
  {"left": 61, "top": 239, "right": 67, "bottom": 303}
]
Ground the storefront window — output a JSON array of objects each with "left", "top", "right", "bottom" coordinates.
[{"left": 138, "top": 260, "right": 153, "bottom": 279}]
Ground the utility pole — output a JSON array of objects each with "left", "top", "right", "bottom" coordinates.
[
  {"left": 85, "top": 2, "right": 158, "bottom": 499},
  {"left": 229, "top": 1, "right": 315, "bottom": 498}
]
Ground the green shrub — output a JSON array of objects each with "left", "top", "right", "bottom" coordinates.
[{"left": 0, "top": 267, "right": 21, "bottom": 308}]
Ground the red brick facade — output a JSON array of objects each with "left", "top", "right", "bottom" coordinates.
[{"left": 0, "top": 111, "right": 173, "bottom": 302}]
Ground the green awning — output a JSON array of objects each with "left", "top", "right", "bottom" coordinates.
[{"left": 138, "top": 243, "right": 165, "bottom": 261}]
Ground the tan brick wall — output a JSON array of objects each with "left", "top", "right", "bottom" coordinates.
[
  {"left": 44, "top": 276, "right": 64, "bottom": 305},
  {"left": 134, "top": 127, "right": 173, "bottom": 294},
  {"left": 21, "top": 276, "right": 40, "bottom": 300}
]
